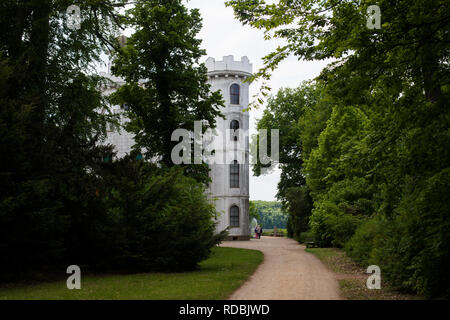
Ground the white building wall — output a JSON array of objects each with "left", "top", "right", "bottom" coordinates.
[
  {"left": 206, "top": 55, "right": 252, "bottom": 240},
  {"left": 100, "top": 74, "right": 135, "bottom": 158}
]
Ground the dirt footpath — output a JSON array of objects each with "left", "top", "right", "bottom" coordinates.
[{"left": 220, "top": 236, "right": 342, "bottom": 300}]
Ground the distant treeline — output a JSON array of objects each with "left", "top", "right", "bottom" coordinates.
[{"left": 250, "top": 201, "right": 287, "bottom": 229}]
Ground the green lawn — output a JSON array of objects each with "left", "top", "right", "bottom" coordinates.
[{"left": 0, "top": 247, "right": 263, "bottom": 300}]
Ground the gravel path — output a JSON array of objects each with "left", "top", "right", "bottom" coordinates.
[{"left": 220, "top": 236, "right": 342, "bottom": 300}]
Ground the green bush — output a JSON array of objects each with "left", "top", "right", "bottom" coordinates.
[
  {"left": 299, "top": 230, "right": 316, "bottom": 243},
  {"left": 308, "top": 177, "right": 373, "bottom": 247},
  {"left": 309, "top": 199, "right": 364, "bottom": 247},
  {"left": 345, "top": 170, "right": 450, "bottom": 298},
  {"left": 285, "top": 186, "right": 313, "bottom": 240},
  {"left": 0, "top": 153, "right": 224, "bottom": 281},
  {"left": 380, "top": 171, "right": 449, "bottom": 298},
  {"left": 327, "top": 213, "right": 364, "bottom": 248},
  {"left": 345, "top": 214, "right": 387, "bottom": 266},
  {"left": 0, "top": 147, "right": 112, "bottom": 281},
  {"left": 100, "top": 156, "right": 223, "bottom": 272}
]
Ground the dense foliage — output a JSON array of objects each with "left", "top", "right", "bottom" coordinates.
[
  {"left": 110, "top": 0, "right": 224, "bottom": 183},
  {"left": 0, "top": 0, "right": 222, "bottom": 282},
  {"left": 229, "top": 0, "right": 450, "bottom": 298},
  {"left": 0, "top": 0, "right": 121, "bottom": 281},
  {"left": 99, "top": 156, "right": 222, "bottom": 272},
  {"left": 250, "top": 200, "right": 287, "bottom": 229}
]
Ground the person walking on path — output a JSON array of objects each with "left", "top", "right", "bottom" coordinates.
[
  {"left": 255, "top": 225, "right": 261, "bottom": 239},
  {"left": 258, "top": 226, "right": 263, "bottom": 239}
]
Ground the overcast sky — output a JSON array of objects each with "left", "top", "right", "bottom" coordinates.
[{"left": 185, "top": 0, "right": 331, "bottom": 201}]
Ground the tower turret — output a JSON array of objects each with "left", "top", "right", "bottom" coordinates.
[{"left": 206, "top": 55, "right": 252, "bottom": 240}]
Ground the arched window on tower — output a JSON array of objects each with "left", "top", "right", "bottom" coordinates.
[
  {"left": 230, "top": 120, "right": 239, "bottom": 141},
  {"left": 230, "top": 205, "right": 240, "bottom": 227},
  {"left": 230, "top": 84, "right": 240, "bottom": 105},
  {"left": 230, "top": 160, "right": 240, "bottom": 188}
]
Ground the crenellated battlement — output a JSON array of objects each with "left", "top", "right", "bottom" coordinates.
[{"left": 205, "top": 55, "right": 252, "bottom": 76}]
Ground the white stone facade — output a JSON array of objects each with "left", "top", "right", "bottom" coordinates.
[
  {"left": 101, "top": 55, "right": 251, "bottom": 240},
  {"left": 206, "top": 55, "right": 252, "bottom": 240},
  {"left": 100, "top": 73, "right": 136, "bottom": 158}
]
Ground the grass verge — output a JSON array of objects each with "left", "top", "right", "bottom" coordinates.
[
  {"left": 305, "top": 247, "right": 421, "bottom": 300},
  {"left": 0, "top": 246, "right": 263, "bottom": 300}
]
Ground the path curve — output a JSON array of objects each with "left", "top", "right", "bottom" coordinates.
[{"left": 220, "top": 236, "right": 342, "bottom": 300}]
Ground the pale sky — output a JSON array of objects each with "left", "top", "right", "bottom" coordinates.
[{"left": 185, "top": 0, "right": 331, "bottom": 201}]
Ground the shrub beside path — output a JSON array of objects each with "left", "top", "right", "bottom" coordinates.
[{"left": 220, "top": 236, "right": 342, "bottom": 300}]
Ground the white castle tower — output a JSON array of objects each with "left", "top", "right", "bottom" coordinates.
[
  {"left": 101, "top": 54, "right": 252, "bottom": 240},
  {"left": 205, "top": 55, "right": 252, "bottom": 240}
]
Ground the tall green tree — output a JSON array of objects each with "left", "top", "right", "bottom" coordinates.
[
  {"left": 0, "top": 0, "right": 129, "bottom": 278},
  {"left": 111, "top": 0, "right": 224, "bottom": 180},
  {"left": 0, "top": 0, "right": 226, "bottom": 280},
  {"left": 227, "top": 0, "right": 448, "bottom": 107}
]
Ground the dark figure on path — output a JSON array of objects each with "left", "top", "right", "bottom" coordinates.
[
  {"left": 255, "top": 225, "right": 262, "bottom": 239},
  {"left": 258, "top": 226, "right": 263, "bottom": 239}
]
